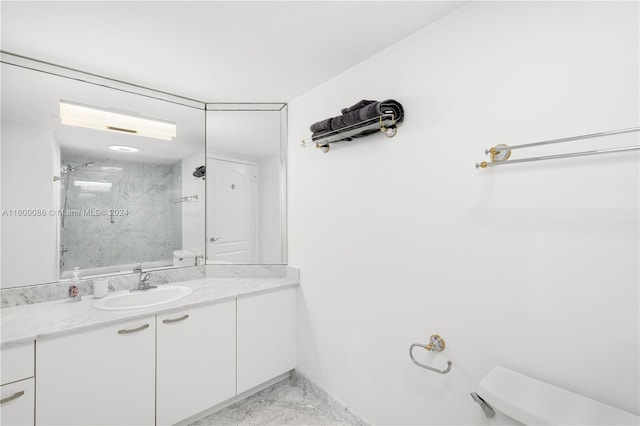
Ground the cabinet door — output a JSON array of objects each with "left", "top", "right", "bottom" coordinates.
[
  {"left": 237, "top": 288, "right": 296, "bottom": 394},
  {"left": 157, "top": 301, "right": 236, "bottom": 426},
  {"left": 1, "top": 378, "right": 34, "bottom": 426},
  {"left": 36, "top": 317, "right": 155, "bottom": 426}
]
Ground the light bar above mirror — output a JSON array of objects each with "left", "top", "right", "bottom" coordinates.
[{"left": 60, "top": 100, "right": 177, "bottom": 141}]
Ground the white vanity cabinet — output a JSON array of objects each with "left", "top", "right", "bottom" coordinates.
[
  {"left": 1, "top": 341, "right": 35, "bottom": 426},
  {"left": 156, "top": 301, "right": 236, "bottom": 426},
  {"left": 36, "top": 317, "right": 156, "bottom": 426},
  {"left": 7, "top": 283, "right": 298, "bottom": 425},
  {"left": 237, "top": 287, "right": 296, "bottom": 393}
]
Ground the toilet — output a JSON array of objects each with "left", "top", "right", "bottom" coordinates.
[
  {"left": 472, "top": 366, "right": 639, "bottom": 425},
  {"left": 172, "top": 249, "right": 196, "bottom": 267}
]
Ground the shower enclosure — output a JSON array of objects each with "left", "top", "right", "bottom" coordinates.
[{"left": 58, "top": 152, "right": 182, "bottom": 278}]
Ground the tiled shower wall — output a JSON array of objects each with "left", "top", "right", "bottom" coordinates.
[{"left": 60, "top": 153, "right": 182, "bottom": 274}]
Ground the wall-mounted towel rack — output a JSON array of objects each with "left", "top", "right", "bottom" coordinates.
[
  {"left": 173, "top": 194, "right": 198, "bottom": 203},
  {"left": 301, "top": 114, "right": 399, "bottom": 153},
  {"left": 475, "top": 127, "right": 639, "bottom": 169}
]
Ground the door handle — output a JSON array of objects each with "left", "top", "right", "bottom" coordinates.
[{"left": 209, "top": 237, "right": 221, "bottom": 242}]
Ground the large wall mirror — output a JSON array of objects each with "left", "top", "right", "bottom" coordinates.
[
  {"left": 0, "top": 52, "right": 287, "bottom": 288},
  {"left": 1, "top": 57, "right": 206, "bottom": 288},
  {"left": 1, "top": 56, "right": 288, "bottom": 290}
]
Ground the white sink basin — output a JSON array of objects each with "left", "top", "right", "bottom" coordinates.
[{"left": 94, "top": 285, "right": 193, "bottom": 311}]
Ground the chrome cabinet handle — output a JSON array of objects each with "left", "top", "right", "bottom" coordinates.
[
  {"left": 162, "top": 314, "right": 189, "bottom": 324},
  {"left": 209, "top": 237, "right": 220, "bottom": 242},
  {"left": 1, "top": 390, "right": 25, "bottom": 404},
  {"left": 117, "top": 324, "right": 149, "bottom": 334}
]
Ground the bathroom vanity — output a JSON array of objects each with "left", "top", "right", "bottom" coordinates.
[{"left": 1, "top": 275, "right": 297, "bottom": 426}]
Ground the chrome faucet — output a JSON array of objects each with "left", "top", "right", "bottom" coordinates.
[{"left": 132, "top": 263, "right": 157, "bottom": 291}]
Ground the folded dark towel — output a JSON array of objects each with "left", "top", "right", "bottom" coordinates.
[
  {"left": 310, "top": 117, "right": 333, "bottom": 134},
  {"left": 308, "top": 99, "right": 404, "bottom": 141},
  {"left": 331, "top": 99, "right": 404, "bottom": 131},
  {"left": 356, "top": 99, "right": 404, "bottom": 123},
  {"left": 340, "top": 99, "right": 377, "bottom": 114}
]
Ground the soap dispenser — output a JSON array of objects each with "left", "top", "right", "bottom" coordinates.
[{"left": 68, "top": 267, "right": 82, "bottom": 302}]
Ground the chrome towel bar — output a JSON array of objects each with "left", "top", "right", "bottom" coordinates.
[
  {"left": 173, "top": 194, "right": 198, "bottom": 203},
  {"left": 476, "top": 126, "right": 639, "bottom": 169},
  {"left": 477, "top": 145, "right": 639, "bottom": 169},
  {"left": 409, "top": 334, "right": 452, "bottom": 375}
]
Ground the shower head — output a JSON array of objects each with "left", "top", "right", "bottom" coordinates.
[
  {"left": 193, "top": 165, "right": 206, "bottom": 179},
  {"left": 62, "top": 162, "right": 95, "bottom": 174},
  {"left": 72, "top": 162, "right": 95, "bottom": 171}
]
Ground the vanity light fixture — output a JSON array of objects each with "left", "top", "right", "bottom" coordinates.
[
  {"left": 73, "top": 180, "right": 112, "bottom": 193},
  {"left": 60, "top": 100, "right": 177, "bottom": 141},
  {"left": 109, "top": 145, "right": 139, "bottom": 153},
  {"left": 73, "top": 180, "right": 112, "bottom": 189}
]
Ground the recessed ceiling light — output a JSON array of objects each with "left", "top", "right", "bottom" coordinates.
[
  {"left": 109, "top": 145, "right": 139, "bottom": 153},
  {"left": 60, "top": 100, "right": 177, "bottom": 140}
]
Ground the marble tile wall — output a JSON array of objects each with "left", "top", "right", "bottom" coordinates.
[
  {"left": 170, "top": 161, "right": 183, "bottom": 251},
  {"left": 60, "top": 153, "right": 182, "bottom": 276}
]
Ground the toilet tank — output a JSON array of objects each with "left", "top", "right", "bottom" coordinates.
[
  {"left": 476, "top": 366, "right": 639, "bottom": 425},
  {"left": 173, "top": 250, "right": 196, "bottom": 267}
]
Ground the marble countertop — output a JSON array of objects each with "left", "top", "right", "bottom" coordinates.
[{"left": 1, "top": 277, "right": 298, "bottom": 348}]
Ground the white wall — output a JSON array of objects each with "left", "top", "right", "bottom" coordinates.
[
  {"left": 288, "top": 2, "right": 639, "bottom": 424},
  {"left": 1, "top": 123, "right": 59, "bottom": 287},
  {"left": 181, "top": 149, "right": 206, "bottom": 260},
  {"left": 259, "top": 155, "right": 282, "bottom": 263}
]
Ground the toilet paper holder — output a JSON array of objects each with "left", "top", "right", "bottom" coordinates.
[{"left": 409, "top": 334, "right": 452, "bottom": 374}]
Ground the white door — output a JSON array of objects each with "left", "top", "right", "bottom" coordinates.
[{"left": 206, "top": 158, "right": 257, "bottom": 263}]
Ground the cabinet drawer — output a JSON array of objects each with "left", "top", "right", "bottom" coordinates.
[
  {"left": 1, "top": 377, "right": 34, "bottom": 426},
  {"left": 1, "top": 341, "right": 34, "bottom": 385}
]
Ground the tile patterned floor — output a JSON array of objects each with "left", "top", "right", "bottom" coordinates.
[{"left": 189, "top": 376, "right": 364, "bottom": 426}]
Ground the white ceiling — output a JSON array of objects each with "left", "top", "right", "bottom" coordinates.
[
  {"left": 1, "top": 62, "right": 205, "bottom": 164},
  {"left": 0, "top": 1, "right": 467, "bottom": 103}
]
